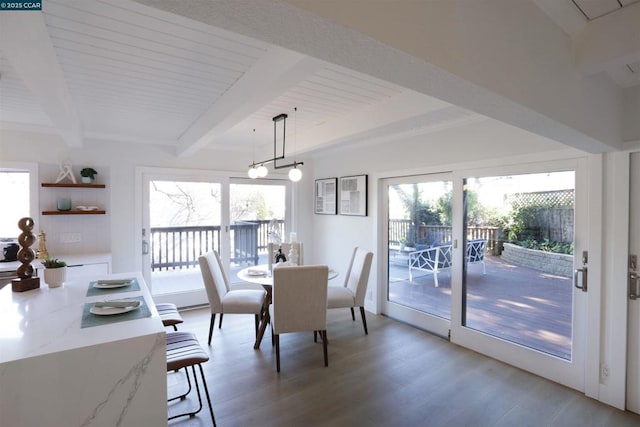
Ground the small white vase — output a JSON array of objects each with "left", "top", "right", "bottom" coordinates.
[
  {"left": 81, "top": 177, "right": 92, "bottom": 184},
  {"left": 44, "top": 266, "right": 67, "bottom": 288}
]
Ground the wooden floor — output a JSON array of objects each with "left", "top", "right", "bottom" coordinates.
[{"left": 167, "top": 308, "right": 640, "bottom": 427}]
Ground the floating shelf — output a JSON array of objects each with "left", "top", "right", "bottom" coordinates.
[
  {"left": 41, "top": 183, "right": 105, "bottom": 188},
  {"left": 42, "top": 210, "right": 106, "bottom": 216}
]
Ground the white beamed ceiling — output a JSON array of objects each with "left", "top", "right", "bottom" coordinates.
[
  {"left": 0, "top": 0, "right": 468, "bottom": 154},
  {"left": 0, "top": 0, "right": 638, "bottom": 153}
]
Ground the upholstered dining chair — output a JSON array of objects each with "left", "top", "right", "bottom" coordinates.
[
  {"left": 198, "top": 250, "right": 267, "bottom": 346},
  {"left": 267, "top": 242, "right": 304, "bottom": 274},
  {"left": 269, "top": 265, "right": 329, "bottom": 372},
  {"left": 327, "top": 247, "right": 374, "bottom": 334}
]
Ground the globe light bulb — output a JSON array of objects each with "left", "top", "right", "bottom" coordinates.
[
  {"left": 256, "top": 165, "right": 268, "bottom": 178},
  {"left": 288, "top": 167, "right": 302, "bottom": 182},
  {"left": 248, "top": 167, "right": 259, "bottom": 179}
]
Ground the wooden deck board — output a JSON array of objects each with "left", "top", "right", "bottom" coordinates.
[{"left": 389, "top": 255, "right": 572, "bottom": 359}]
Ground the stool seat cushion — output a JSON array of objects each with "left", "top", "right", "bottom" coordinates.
[
  {"left": 156, "top": 303, "right": 184, "bottom": 327},
  {"left": 166, "top": 332, "right": 209, "bottom": 371}
]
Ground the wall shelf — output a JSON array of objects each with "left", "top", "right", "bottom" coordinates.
[
  {"left": 42, "top": 210, "right": 106, "bottom": 216},
  {"left": 41, "top": 183, "right": 105, "bottom": 188}
]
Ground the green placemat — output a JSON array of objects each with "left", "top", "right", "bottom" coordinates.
[
  {"left": 86, "top": 277, "right": 140, "bottom": 297},
  {"left": 81, "top": 296, "right": 151, "bottom": 329}
]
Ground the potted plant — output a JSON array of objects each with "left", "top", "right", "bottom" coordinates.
[
  {"left": 42, "top": 257, "right": 67, "bottom": 288},
  {"left": 399, "top": 237, "right": 407, "bottom": 250},
  {"left": 80, "top": 167, "right": 98, "bottom": 183}
]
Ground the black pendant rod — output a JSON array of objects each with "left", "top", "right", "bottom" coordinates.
[{"left": 248, "top": 113, "right": 304, "bottom": 169}]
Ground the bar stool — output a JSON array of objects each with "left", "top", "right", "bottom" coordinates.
[
  {"left": 166, "top": 332, "right": 216, "bottom": 425},
  {"left": 156, "top": 303, "right": 184, "bottom": 331}
]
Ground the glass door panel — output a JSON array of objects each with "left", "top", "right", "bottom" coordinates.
[
  {"left": 228, "top": 181, "right": 287, "bottom": 285},
  {"left": 146, "top": 179, "right": 222, "bottom": 306},
  {"left": 383, "top": 175, "right": 453, "bottom": 336},
  {"left": 462, "top": 171, "right": 575, "bottom": 359}
]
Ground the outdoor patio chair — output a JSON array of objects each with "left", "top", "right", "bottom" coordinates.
[
  {"left": 327, "top": 247, "right": 374, "bottom": 334},
  {"left": 270, "top": 265, "right": 329, "bottom": 372},
  {"left": 466, "top": 239, "right": 487, "bottom": 274},
  {"left": 198, "top": 250, "right": 267, "bottom": 346}
]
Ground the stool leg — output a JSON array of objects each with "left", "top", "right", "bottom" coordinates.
[
  {"left": 197, "top": 363, "right": 217, "bottom": 427},
  {"left": 218, "top": 313, "right": 223, "bottom": 329}
]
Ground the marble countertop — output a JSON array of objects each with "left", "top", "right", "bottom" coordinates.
[{"left": 0, "top": 271, "right": 163, "bottom": 364}]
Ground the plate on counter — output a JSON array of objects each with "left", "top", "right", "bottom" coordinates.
[
  {"left": 93, "top": 279, "right": 134, "bottom": 289},
  {"left": 90, "top": 301, "right": 143, "bottom": 316}
]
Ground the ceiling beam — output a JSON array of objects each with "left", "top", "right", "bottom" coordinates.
[
  {"left": 176, "top": 47, "right": 324, "bottom": 157},
  {"left": 135, "top": 0, "right": 621, "bottom": 153},
  {"left": 0, "top": 11, "right": 83, "bottom": 148}
]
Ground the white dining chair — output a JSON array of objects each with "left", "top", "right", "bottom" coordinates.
[
  {"left": 269, "top": 265, "right": 329, "bottom": 372},
  {"left": 198, "top": 250, "right": 267, "bottom": 346},
  {"left": 327, "top": 247, "right": 374, "bottom": 334}
]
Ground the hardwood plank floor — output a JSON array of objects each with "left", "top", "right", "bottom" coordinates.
[{"left": 168, "top": 308, "right": 640, "bottom": 427}]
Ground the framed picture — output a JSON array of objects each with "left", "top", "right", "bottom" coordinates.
[
  {"left": 339, "top": 174, "right": 368, "bottom": 216},
  {"left": 315, "top": 178, "right": 338, "bottom": 215}
]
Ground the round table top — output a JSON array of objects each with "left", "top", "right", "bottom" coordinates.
[{"left": 237, "top": 264, "right": 338, "bottom": 286}]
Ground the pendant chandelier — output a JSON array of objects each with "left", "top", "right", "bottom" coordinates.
[{"left": 248, "top": 110, "right": 303, "bottom": 182}]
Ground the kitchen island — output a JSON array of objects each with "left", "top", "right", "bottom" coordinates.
[{"left": 0, "top": 272, "right": 167, "bottom": 426}]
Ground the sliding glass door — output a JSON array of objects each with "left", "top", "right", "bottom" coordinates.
[
  {"left": 382, "top": 159, "right": 588, "bottom": 390},
  {"left": 141, "top": 172, "right": 226, "bottom": 307},
  {"left": 138, "top": 169, "right": 291, "bottom": 307}
]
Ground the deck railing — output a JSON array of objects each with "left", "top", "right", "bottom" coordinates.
[{"left": 150, "top": 219, "right": 284, "bottom": 272}]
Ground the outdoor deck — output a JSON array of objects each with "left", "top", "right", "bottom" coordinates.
[
  {"left": 152, "top": 252, "right": 572, "bottom": 360},
  {"left": 390, "top": 255, "right": 572, "bottom": 359}
]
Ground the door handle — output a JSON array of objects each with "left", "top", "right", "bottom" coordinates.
[
  {"left": 630, "top": 272, "right": 639, "bottom": 301},
  {"left": 574, "top": 267, "right": 588, "bottom": 292}
]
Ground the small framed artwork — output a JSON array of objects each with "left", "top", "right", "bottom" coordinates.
[
  {"left": 339, "top": 174, "right": 368, "bottom": 216},
  {"left": 315, "top": 178, "right": 338, "bottom": 215}
]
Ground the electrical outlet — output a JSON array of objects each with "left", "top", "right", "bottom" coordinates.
[
  {"left": 601, "top": 364, "right": 610, "bottom": 379},
  {"left": 60, "top": 232, "right": 81, "bottom": 243}
]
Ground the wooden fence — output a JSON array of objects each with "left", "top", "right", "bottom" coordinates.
[{"left": 389, "top": 220, "right": 501, "bottom": 255}]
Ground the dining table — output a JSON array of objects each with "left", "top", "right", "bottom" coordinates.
[
  {"left": 0, "top": 272, "right": 167, "bottom": 427},
  {"left": 237, "top": 264, "right": 338, "bottom": 349}
]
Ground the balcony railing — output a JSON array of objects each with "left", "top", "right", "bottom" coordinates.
[{"left": 150, "top": 219, "right": 284, "bottom": 272}]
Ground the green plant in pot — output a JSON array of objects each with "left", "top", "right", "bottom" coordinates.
[
  {"left": 42, "top": 257, "right": 67, "bottom": 288},
  {"left": 80, "top": 167, "right": 98, "bottom": 183}
]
